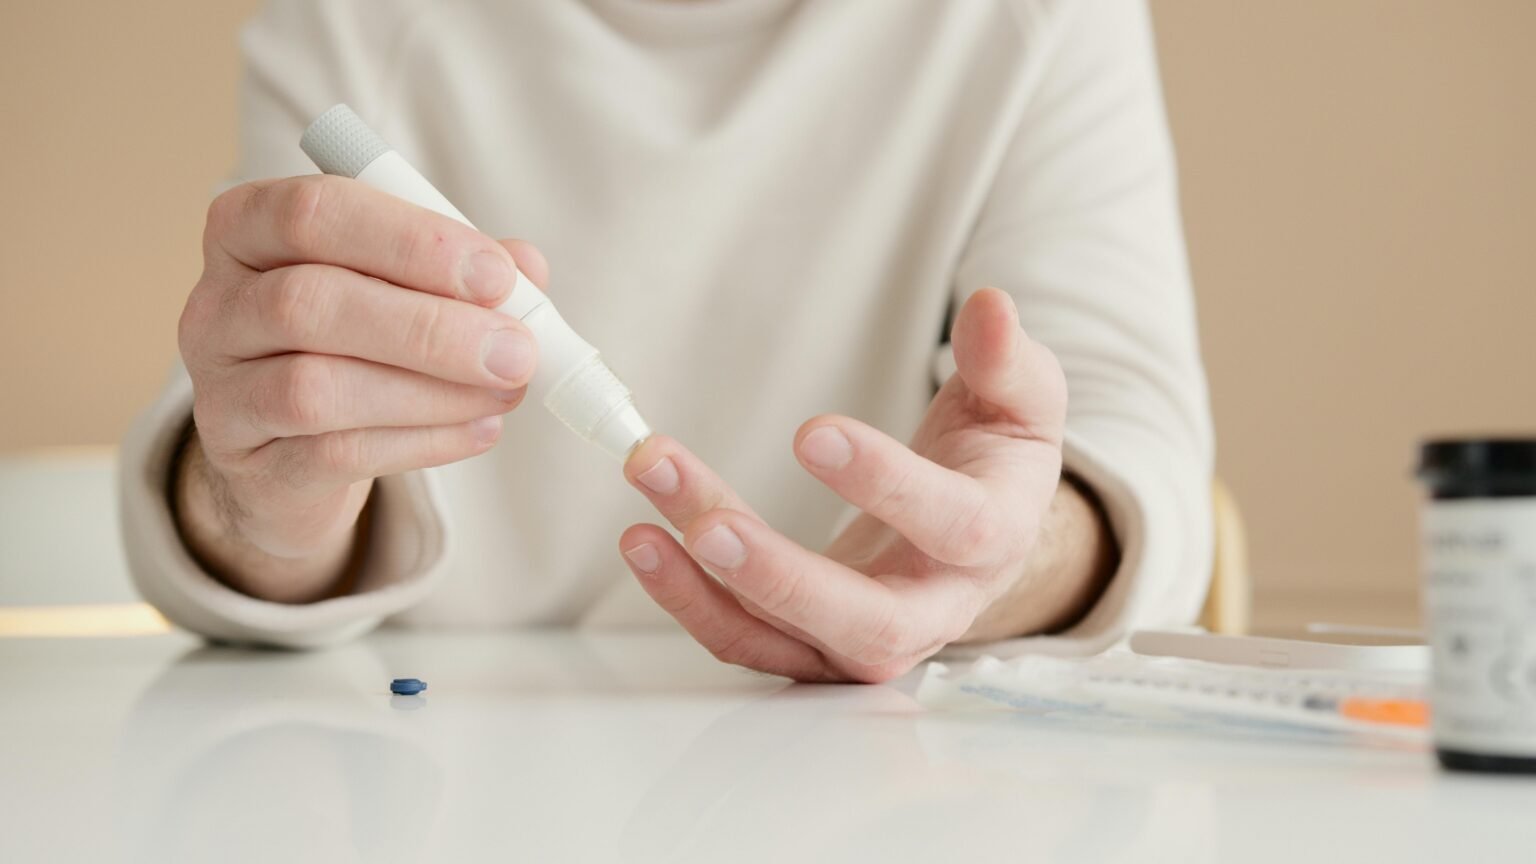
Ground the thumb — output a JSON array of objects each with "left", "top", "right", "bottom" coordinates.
[{"left": 951, "top": 287, "right": 1067, "bottom": 444}]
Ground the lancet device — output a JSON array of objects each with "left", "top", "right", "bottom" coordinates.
[{"left": 299, "top": 104, "right": 651, "bottom": 461}]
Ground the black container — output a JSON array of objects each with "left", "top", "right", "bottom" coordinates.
[{"left": 1417, "top": 438, "right": 1536, "bottom": 774}]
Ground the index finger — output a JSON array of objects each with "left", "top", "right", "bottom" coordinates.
[
  {"left": 683, "top": 509, "right": 980, "bottom": 670},
  {"left": 205, "top": 175, "right": 519, "bottom": 306},
  {"left": 623, "top": 435, "right": 761, "bottom": 528}
]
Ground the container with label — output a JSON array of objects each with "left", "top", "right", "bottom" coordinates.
[{"left": 1417, "top": 438, "right": 1536, "bottom": 773}]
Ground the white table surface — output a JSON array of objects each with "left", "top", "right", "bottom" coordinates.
[
  {"left": 4, "top": 450, "right": 1535, "bottom": 863},
  {"left": 2, "top": 628, "right": 1534, "bottom": 864}
]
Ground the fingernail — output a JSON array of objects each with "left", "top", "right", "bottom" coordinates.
[
  {"left": 494, "top": 388, "right": 524, "bottom": 404},
  {"left": 624, "top": 543, "right": 661, "bottom": 574},
  {"left": 462, "top": 250, "right": 515, "bottom": 303},
  {"left": 482, "top": 330, "right": 534, "bottom": 383},
  {"left": 800, "top": 426, "right": 853, "bottom": 470},
  {"left": 470, "top": 415, "right": 503, "bottom": 447},
  {"left": 693, "top": 524, "right": 746, "bottom": 571},
  {"left": 635, "top": 457, "right": 680, "bottom": 495}
]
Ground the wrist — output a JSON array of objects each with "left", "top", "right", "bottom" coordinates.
[
  {"left": 959, "top": 472, "right": 1119, "bottom": 642},
  {"left": 171, "top": 427, "right": 366, "bottom": 603}
]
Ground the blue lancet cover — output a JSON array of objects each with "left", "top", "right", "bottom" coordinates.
[{"left": 390, "top": 678, "right": 427, "bottom": 695}]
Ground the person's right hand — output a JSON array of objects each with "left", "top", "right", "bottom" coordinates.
[{"left": 175, "top": 175, "right": 545, "bottom": 601}]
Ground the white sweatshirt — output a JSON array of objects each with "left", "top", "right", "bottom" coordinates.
[{"left": 120, "top": 0, "right": 1213, "bottom": 655}]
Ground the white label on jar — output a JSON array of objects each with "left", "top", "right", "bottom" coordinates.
[{"left": 1423, "top": 497, "right": 1536, "bottom": 757}]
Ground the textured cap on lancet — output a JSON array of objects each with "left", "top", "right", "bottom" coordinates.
[{"left": 300, "top": 103, "right": 389, "bottom": 179}]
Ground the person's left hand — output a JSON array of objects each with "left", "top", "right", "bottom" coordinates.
[{"left": 618, "top": 287, "right": 1070, "bottom": 683}]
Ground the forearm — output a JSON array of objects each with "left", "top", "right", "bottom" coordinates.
[
  {"left": 959, "top": 473, "right": 1118, "bottom": 642},
  {"left": 172, "top": 428, "right": 366, "bottom": 604}
]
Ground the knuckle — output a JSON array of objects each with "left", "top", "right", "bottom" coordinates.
[
  {"left": 260, "top": 267, "right": 327, "bottom": 343},
  {"left": 177, "top": 283, "right": 215, "bottom": 362},
  {"left": 411, "top": 425, "right": 458, "bottom": 470},
  {"left": 850, "top": 602, "right": 907, "bottom": 667},
  {"left": 271, "top": 176, "right": 333, "bottom": 254},
  {"left": 267, "top": 355, "right": 336, "bottom": 433},
  {"left": 940, "top": 497, "right": 1003, "bottom": 566},
  {"left": 661, "top": 586, "right": 700, "bottom": 618},
  {"left": 315, "top": 428, "right": 368, "bottom": 479},
  {"left": 671, "top": 481, "right": 732, "bottom": 528},
  {"left": 867, "top": 464, "right": 914, "bottom": 519},
  {"left": 189, "top": 392, "right": 234, "bottom": 454},
  {"left": 754, "top": 566, "right": 809, "bottom": 620},
  {"left": 705, "top": 629, "right": 754, "bottom": 666},
  {"left": 203, "top": 185, "right": 247, "bottom": 241},
  {"left": 402, "top": 299, "right": 455, "bottom": 369}
]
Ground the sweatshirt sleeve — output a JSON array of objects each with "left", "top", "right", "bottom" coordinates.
[
  {"left": 118, "top": 0, "right": 450, "bottom": 648},
  {"left": 940, "top": 0, "right": 1215, "bottom": 658}
]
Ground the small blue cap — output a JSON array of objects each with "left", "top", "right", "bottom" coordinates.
[{"left": 390, "top": 677, "right": 427, "bottom": 695}]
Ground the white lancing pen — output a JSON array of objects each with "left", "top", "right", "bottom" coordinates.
[{"left": 299, "top": 104, "right": 652, "bottom": 461}]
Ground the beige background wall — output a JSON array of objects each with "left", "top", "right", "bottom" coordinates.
[
  {"left": 3, "top": 2, "right": 1533, "bottom": 627},
  {"left": 1155, "top": 1, "right": 1536, "bottom": 626}
]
